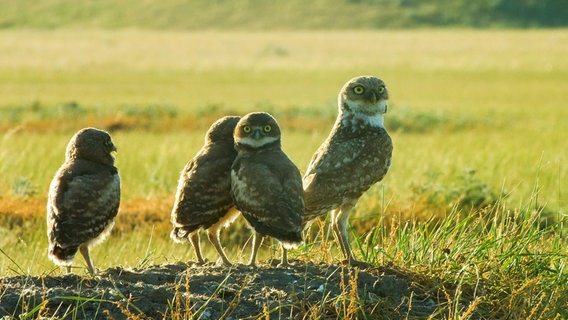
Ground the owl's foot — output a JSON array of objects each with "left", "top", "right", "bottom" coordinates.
[
  {"left": 274, "top": 259, "right": 295, "bottom": 268},
  {"left": 341, "top": 258, "right": 374, "bottom": 269},
  {"left": 187, "top": 258, "right": 209, "bottom": 267},
  {"left": 216, "top": 257, "right": 233, "bottom": 267}
]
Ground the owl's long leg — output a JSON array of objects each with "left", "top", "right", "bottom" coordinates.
[
  {"left": 331, "top": 202, "right": 370, "bottom": 268},
  {"left": 79, "top": 244, "right": 96, "bottom": 276},
  {"left": 248, "top": 232, "right": 264, "bottom": 266},
  {"left": 206, "top": 207, "right": 239, "bottom": 266},
  {"left": 279, "top": 246, "right": 289, "bottom": 267},
  {"left": 206, "top": 227, "right": 232, "bottom": 267},
  {"left": 331, "top": 207, "right": 351, "bottom": 261},
  {"left": 189, "top": 232, "right": 206, "bottom": 265}
]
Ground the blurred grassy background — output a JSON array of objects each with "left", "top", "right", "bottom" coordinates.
[
  {"left": 0, "top": 0, "right": 566, "bottom": 29},
  {"left": 1, "top": 29, "right": 566, "bottom": 203},
  {"left": 1, "top": 29, "right": 566, "bottom": 274}
]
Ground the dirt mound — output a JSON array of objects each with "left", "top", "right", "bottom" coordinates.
[{"left": 0, "top": 261, "right": 437, "bottom": 319}]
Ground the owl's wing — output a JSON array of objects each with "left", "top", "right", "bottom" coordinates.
[
  {"left": 305, "top": 137, "right": 366, "bottom": 178},
  {"left": 303, "top": 131, "right": 392, "bottom": 211},
  {"left": 49, "top": 160, "right": 120, "bottom": 246},
  {"left": 171, "top": 150, "right": 235, "bottom": 230},
  {"left": 232, "top": 153, "right": 303, "bottom": 243}
]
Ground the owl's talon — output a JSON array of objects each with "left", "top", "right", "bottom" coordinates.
[{"left": 349, "top": 259, "right": 374, "bottom": 269}]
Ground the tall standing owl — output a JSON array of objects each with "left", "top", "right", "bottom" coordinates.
[
  {"left": 303, "top": 76, "right": 393, "bottom": 267},
  {"left": 231, "top": 112, "right": 304, "bottom": 267},
  {"left": 47, "top": 127, "right": 121, "bottom": 275},
  {"left": 170, "top": 116, "right": 241, "bottom": 266}
]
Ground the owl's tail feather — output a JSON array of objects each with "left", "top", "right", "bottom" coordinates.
[
  {"left": 275, "top": 231, "right": 303, "bottom": 249},
  {"left": 48, "top": 244, "right": 77, "bottom": 266},
  {"left": 170, "top": 227, "right": 191, "bottom": 243},
  {"left": 281, "top": 239, "right": 303, "bottom": 250},
  {"left": 247, "top": 219, "right": 303, "bottom": 248}
]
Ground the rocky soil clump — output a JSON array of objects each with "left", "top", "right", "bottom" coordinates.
[{"left": 0, "top": 261, "right": 438, "bottom": 319}]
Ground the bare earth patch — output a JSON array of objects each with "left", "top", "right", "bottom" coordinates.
[{"left": 1, "top": 261, "right": 438, "bottom": 319}]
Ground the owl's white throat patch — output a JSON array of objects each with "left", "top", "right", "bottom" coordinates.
[
  {"left": 342, "top": 110, "right": 385, "bottom": 129},
  {"left": 237, "top": 136, "right": 279, "bottom": 148},
  {"left": 343, "top": 100, "right": 387, "bottom": 128},
  {"left": 366, "top": 113, "right": 385, "bottom": 128}
]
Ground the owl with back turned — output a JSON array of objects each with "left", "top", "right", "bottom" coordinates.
[
  {"left": 303, "top": 76, "right": 393, "bottom": 267},
  {"left": 47, "top": 127, "right": 121, "bottom": 275},
  {"left": 170, "top": 116, "right": 241, "bottom": 266},
  {"left": 231, "top": 112, "right": 304, "bottom": 267}
]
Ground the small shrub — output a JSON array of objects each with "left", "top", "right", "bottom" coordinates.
[
  {"left": 410, "top": 169, "right": 505, "bottom": 212},
  {"left": 12, "top": 177, "right": 37, "bottom": 198}
]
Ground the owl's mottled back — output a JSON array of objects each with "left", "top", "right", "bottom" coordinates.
[
  {"left": 170, "top": 116, "right": 241, "bottom": 266},
  {"left": 47, "top": 127, "right": 120, "bottom": 275},
  {"left": 205, "top": 116, "right": 241, "bottom": 144},
  {"left": 302, "top": 76, "right": 392, "bottom": 266}
]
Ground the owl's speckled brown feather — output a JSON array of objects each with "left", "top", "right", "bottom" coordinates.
[
  {"left": 302, "top": 76, "right": 392, "bottom": 267},
  {"left": 232, "top": 150, "right": 304, "bottom": 242},
  {"left": 303, "top": 125, "right": 392, "bottom": 222},
  {"left": 231, "top": 112, "right": 304, "bottom": 266},
  {"left": 47, "top": 127, "right": 120, "bottom": 275},
  {"left": 170, "top": 116, "right": 241, "bottom": 266}
]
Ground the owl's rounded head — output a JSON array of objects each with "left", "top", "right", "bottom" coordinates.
[
  {"left": 66, "top": 127, "right": 117, "bottom": 165},
  {"left": 234, "top": 112, "right": 281, "bottom": 150},
  {"left": 339, "top": 75, "right": 389, "bottom": 116},
  {"left": 206, "top": 116, "right": 241, "bottom": 144}
]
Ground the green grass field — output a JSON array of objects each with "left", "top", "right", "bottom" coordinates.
[{"left": 0, "top": 29, "right": 567, "bottom": 318}]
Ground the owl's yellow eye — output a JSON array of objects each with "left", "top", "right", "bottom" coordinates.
[
  {"left": 378, "top": 86, "right": 385, "bottom": 94},
  {"left": 243, "top": 125, "right": 251, "bottom": 133},
  {"left": 353, "top": 86, "right": 365, "bottom": 95},
  {"left": 263, "top": 125, "right": 272, "bottom": 133}
]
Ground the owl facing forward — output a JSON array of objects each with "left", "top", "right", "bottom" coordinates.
[
  {"left": 47, "top": 128, "right": 121, "bottom": 275},
  {"left": 231, "top": 112, "right": 304, "bottom": 267},
  {"left": 303, "top": 76, "right": 393, "bottom": 267},
  {"left": 170, "top": 116, "right": 241, "bottom": 266}
]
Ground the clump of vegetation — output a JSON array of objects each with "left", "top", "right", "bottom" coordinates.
[
  {"left": 7, "top": 207, "right": 564, "bottom": 320},
  {"left": 409, "top": 169, "right": 503, "bottom": 212},
  {"left": 387, "top": 106, "right": 485, "bottom": 133},
  {"left": 11, "top": 177, "right": 37, "bottom": 198}
]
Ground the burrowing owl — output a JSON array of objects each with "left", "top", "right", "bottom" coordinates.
[
  {"left": 303, "top": 76, "right": 393, "bottom": 267},
  {"left": 231, "top": 112, "right": 304, "bottom": 267},
  {"left": 170, "top": 116, "right": 241, "bottom": 266},
  {"left": 47, "top": 128, "right": 121, "bottom": 275}
]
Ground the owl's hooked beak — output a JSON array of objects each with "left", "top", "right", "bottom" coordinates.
[
  {"left": 370, "top": 92, "right": 378, "bottom": 104},
  {"left": 252, "top": 129, "right": 263, "bottom": 140},
  {"left": 109, "top": 144, "right": 118, "bottom": 159}
]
